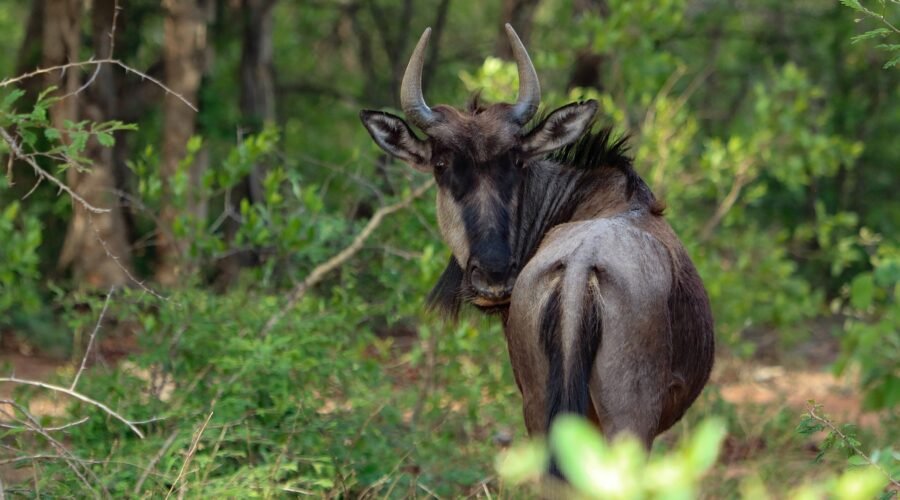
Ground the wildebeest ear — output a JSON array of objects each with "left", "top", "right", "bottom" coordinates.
[
  {"left": 521, "top": 100, "right": 598, "bottom": 156},
  {"left": 360, "top": 110, "right": 432, "bottom": 172}
]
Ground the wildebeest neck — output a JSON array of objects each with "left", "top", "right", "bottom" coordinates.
[{"left": 511, "top": 161, "right": 642, "bottom": 269}]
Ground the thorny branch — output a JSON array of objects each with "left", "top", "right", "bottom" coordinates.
[
  {"left": 805, "top": 403, "right": 900, "bottom": 489},
  {"left": 0, "top": 58, "right": 197, "bottom": 111},
  {"left": 88, "top": 213, "right": 168, "bottom": 301}
]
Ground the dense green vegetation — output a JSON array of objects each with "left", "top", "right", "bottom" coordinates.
[{"left": 0, "top": 0, "right": 898, "bottom": 497}]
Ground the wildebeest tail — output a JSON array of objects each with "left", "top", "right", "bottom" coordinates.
[{"left": 539, "top": 267, "right": 604, "bottom": 478}]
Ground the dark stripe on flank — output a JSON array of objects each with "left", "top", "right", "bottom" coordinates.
[
  {"left": 539, "top": 286, "right": 564, "bottom": 431},
  {"left": 572, "top": 269, "right": 603, "bottom": 417},
  {"left": 538, "top": 285, "right": 564, "bottom": 478}
]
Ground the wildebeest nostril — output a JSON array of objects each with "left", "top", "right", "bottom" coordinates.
[
  {"left": 469, "top": 264, "right": 488, "bottom": 289},
  {"left": 468, "top": 260, "right": 515, "bottom": 301}
]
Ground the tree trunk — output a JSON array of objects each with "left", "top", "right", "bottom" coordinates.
[
  {"left": 16, "top": 0, "right": 45, "bottom": 97},
  {"left": 239, "top": 0, "right": 276, "bottom": 202},
  {"left": 567, "top": 0, "right": 608, "bottom": 91},
  {"left": 156, "top": 0, "right": 210, "bottom": 286},
  {"left": 42, "top": 0, "right": 80, "bottom": 131},
  {"left": 49, "top": 0, "right": 134, "bottom": 288},
  {"left": 217, "top": 0, "right": 277, "bottom": 287},
  {"left": 494, "top": 0, "right": 540, "bottom": 59}
]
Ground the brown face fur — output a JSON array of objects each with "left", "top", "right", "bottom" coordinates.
[
  {"left": 426, "top": 104, "right": 522, "bottom": 161},
  {"left": 426, "top": 104, "right": 525, "bottom": 306}
]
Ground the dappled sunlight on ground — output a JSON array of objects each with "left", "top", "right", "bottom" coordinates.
[{"left": 714, "top": 358, "right": 881, "bottom": 429}]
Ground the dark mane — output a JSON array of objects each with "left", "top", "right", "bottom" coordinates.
[
  {"left": 466, "top": 92, "right": 488, "bottom": 114},
  {"left": 549, "top": 126, "right": 632, "bottom": 174},
  {"left": 550, "top": 126, "right": 664, "bottom": 215}
]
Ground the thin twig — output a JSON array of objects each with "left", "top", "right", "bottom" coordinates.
[
  {"left": 418, "top": 482, "right": 443, "bottom": 499},
  {"left": 87, "top": 213, "right": 168, "bottom": 301},
  {"left": 0, "top": 128, "right": 110, "bottom": 213},
  {"left": 259, "top": 179, "right": 435, "bottom": 337},
  {"left": 854, "top": 1, "right": 900, "bottom": 35},
  {"left": 165, "top": 410, "right": 214, "bottom": 500},
  {"left": 0, "top": 59, "right": 197, "bottom": 112},
  {"left": 806, "top": 403, "right": 900, "bottom": 489},
  {"left": 70, "top": 286, "right": 115, "bottom": 391},
  {"left": 699, "top": 156, "right": 755, "bottom": 241},
  {"left": 133, "top": 429, "right": 179, "bottom": 496},
  {"left": 41, "top": 416, "right": 90, "bottom": 432},
  {"left": 21, "top": 175, "right": 43, "bottom": 200},
  {"left": 0, "top": 377, "right": 145, "bottom": 438},
  {"left": 0, "top": 402, "right": 102, "bottom": 497},
  {"left": 109, "top": 0, "right": 121, "bottom": 57}
]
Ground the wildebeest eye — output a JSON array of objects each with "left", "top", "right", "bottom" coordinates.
[{"left": 434, "top": 159, "right": 447, "bottom": 171}]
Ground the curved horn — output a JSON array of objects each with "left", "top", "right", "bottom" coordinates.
[
  {"left": 505, "top": 23, "right": 541, "bottom": 125},
  {"left": 400, "top": 27, "right": 440, "bottom": 130}
]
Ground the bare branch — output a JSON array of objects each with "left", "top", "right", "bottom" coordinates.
[
  {"left": 699, "top": 156, "right": 755, "bottom": 241},
  {"left": 71, "top": 286, "right": 115, "bottom": 391},
  {"left": 0, "top": 59, "right": 197, "bottom": 112},
  {"left": 0, "top": 377, "right": 145, "bottom": 438},
  {"left": 260, "top": 178, "right": 435, "bottom": 337},
  {"left": 0, "top": 416, "right": 90, "bottom": 433},
  {"left": 88, "top": 213, "right": 168, "bottom": 301},
  {"left": 0, "top": 401, "right": 102, "bottom": 497},
  {"left": 44, "top": 416, "right": 91, "bottom": 432}
]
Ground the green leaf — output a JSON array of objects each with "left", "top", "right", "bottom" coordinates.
[
  {"left": 97, "top": 132, "right": 115, "bottom": 147},
  {"left": 29, "top": 105, "right": 47, "bottom": 123},
  {"left": 70, "top": 131, "right": 89, "bottom": 153},
  {"left": 0, "top": 89, "right": 24, "bottom": 111},
  {"left": 44, "top": 128, "right": 61, "bottom": 141},
  {"left": 19, "top": 128, "right": 37, "bottom": 147},
  {"left": 851, "top": 28, "right": 891, "bottom": 43},
  {"left": 36, "top": 85, "right": 58, "bottom": 103},
  {"left": 850, "top": 273, "right": 875, "bottom": 310},
  {"left": 884, "top": 53, "right": 900, "bottom": 69},
  {"left": 839, "top": 0, "right": 865, "bottom": 11}
]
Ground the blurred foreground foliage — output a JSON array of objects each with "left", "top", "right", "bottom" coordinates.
[
  {"left": 499, "top": 416, "right": 892, "bottom": 499},
  {"left": 0, "top": 0, "right": 899, "bottom": 497}
]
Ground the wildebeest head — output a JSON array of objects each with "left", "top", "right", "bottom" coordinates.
[{"left": 361, "top": 24, "right": 597, "bottom": 307}]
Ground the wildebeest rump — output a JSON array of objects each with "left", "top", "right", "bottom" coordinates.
[{"left": 360, "top": 23, "right": 715, "bottom": 466}]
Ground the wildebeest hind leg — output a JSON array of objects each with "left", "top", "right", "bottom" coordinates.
[{"left": 588, "top": 310, "right": 670, "bottom": 450}]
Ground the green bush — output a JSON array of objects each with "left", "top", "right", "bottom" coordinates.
[{"left": 0, "top": 190, "right": 42, "bottom": 322}]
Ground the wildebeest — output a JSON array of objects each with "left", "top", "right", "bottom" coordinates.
[{"left": 360, "top": 24, "right": 714, "bottom": 459}]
